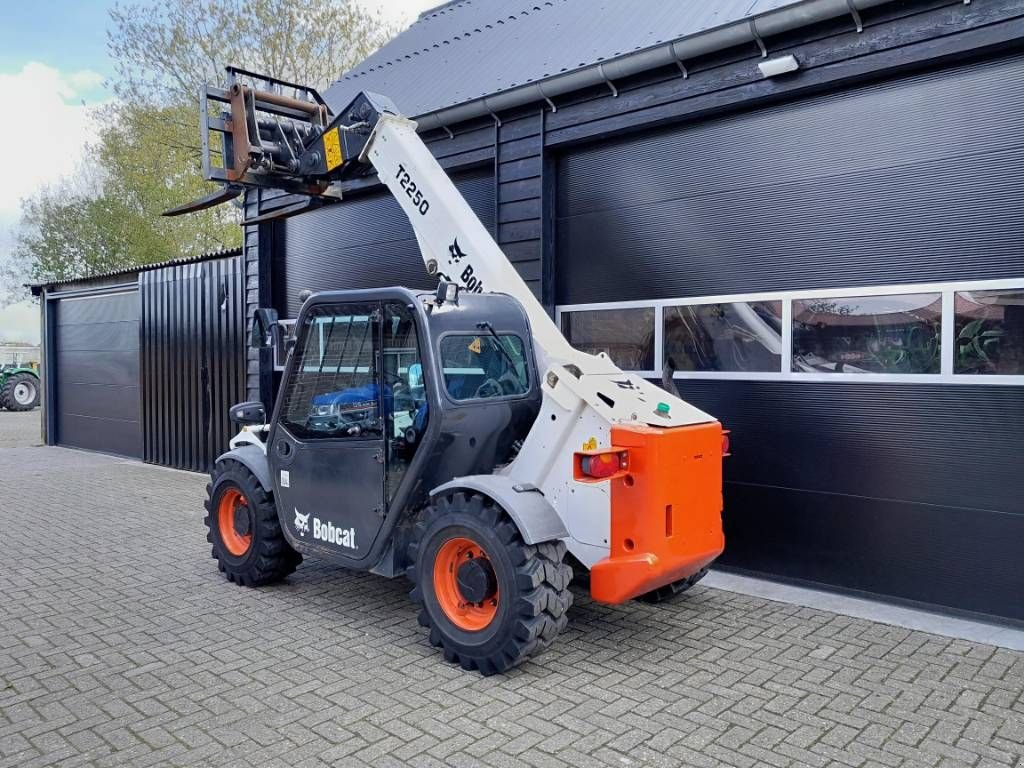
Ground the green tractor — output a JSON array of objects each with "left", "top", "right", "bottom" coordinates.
[{"left": 0, "top": 364, "right": 40, "bottom": 411}]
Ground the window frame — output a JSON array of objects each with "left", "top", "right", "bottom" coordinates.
[{"left": 556, "top": 277, "right": 1024, "bottom": 386}]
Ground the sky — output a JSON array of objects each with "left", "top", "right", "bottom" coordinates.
[{"left": 0, "top": 0, "right": 437, "bottom": 345}]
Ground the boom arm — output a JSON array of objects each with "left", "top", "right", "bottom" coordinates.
[
  {"left": 361, "top": 113, "right": 577, "bottom": 375},
  {"left": 170, "top": 72, "right": 714, "bottom": 429},
  {"left": 358, "top": 112, "right": 713, "bottom": 429}
]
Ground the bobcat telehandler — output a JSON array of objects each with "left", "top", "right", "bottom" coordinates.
[{"left": 171, "top": 69, "right": 727, "bottom": 675}]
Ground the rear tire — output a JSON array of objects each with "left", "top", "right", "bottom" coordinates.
[
  {"left": 408, "top": 492, "right": 573, "bottom": 676},
  {"left": 204, "top": 459, "right": 301, "bottom": 586},
  {"left": 637, "top": 568, "right": 708, "bottom": 604},
  {"left": 1, "top": 373, "right": 39, "bottom": 411}
]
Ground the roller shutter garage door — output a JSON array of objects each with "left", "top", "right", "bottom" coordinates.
[
  {"left": 277, "top": 170, "right": 495, "bottom": 317},
  {"left": 53, "top": 289, "right": 142, "bottom": 458},
  {"left": 555, "top": 54, "right": 1024, "bottom": 621}
]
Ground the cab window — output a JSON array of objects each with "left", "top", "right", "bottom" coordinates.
[
  {"left": 280, "top": 305, "right": 381, "bottom": 439},
  {"left": 440, "top": 334, "right": 529, "bottom": 401}
]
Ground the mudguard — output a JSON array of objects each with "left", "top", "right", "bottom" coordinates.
[
  {"left": 216, "top": 443, "right": 273, "bottom": 492},
  {"left": 430, "top": 474, "right": 568, "bottom": 545}
]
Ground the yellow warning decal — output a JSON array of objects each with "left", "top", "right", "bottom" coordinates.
[
  {"left": 468, "top": 337, "right": 482, "bottom": 354},
  {"left": 582, "top": 437, "right": 598, "bottom": 452},
  {"left": 323, "top": 128, "right": 344, "bottom": 171}
]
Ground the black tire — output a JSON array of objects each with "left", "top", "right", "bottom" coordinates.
[
  {"left": 1, "top": 373, "right": 39, "bottom": 411},
  {"left": 637, "top": 568, "right": 708, "bottom": 604},
  {"left": 408, "top": 491, "right": 573, "bottom": 676},
  {"left": 203, "top": 459, "right": 301, "bottom": 586}
]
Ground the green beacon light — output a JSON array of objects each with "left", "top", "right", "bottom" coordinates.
[{"left": 656, "top": 402, "right": 671, "bottom": 416}]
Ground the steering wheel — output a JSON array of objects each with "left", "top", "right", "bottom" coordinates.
[{"left": 474, "top": 378, "right": 504, "bottom": 399}]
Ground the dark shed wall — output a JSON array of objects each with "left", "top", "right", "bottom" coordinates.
[
  {"left": 276, "top": 170, "right": 496, "bottom": 317},
  {"left": 140, "top": 254, "right": 246, "bottom": 472}
]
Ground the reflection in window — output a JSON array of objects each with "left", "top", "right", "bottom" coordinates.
[
  {"left": 561, "top": 308, "right": 654, "bottom": 370},
  {"left": 955, "top": 289, "right": 1024, "bottom": 375},
  {"left": 792, "top": 293, "right": 941, "bottom": 374},
  {"left": 440, "top": 334, "right": 530, "bottom": 401},
  {"left": 664, "top": 301, "right": 783, "bottom": 372},
  {"left": 281, "top": 306, "right": 381, "bottom": 439}
]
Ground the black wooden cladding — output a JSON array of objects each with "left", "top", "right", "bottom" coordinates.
[
  {"left": 675, "top": 380, "right": 1024, "bottom": 622},
  {"left": 52, "top": 290, "right": 143, "bottom": 458},
  {"left": 276, "top": 171, "right": 496, "bottom": 317},
  {"left": 140, "top": 254, "right": 245, "bottom": 472},
  {"left": 556, "top": 52, "right": 1024, "bottom": 304}
]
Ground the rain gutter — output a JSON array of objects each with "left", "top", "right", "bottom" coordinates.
[{"left": 414, "top": 0, "right": 896, "bottom": 132}]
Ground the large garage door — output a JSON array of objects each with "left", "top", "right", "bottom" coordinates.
[
  {"left": 554, "top": 54, "right": 1024, "bottom": 621},
  {"left": 53, "top": 289, "right": 142, "bottom": 458},
  {"left": 557, "top": 54, "right": 1024, "bottom": 304},
  {"left": 278, "top": 170, "right": 495, "bottom": 317}
]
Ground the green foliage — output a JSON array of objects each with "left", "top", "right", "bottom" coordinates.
[
  {"left": 868, "top": 318, "right": 941, "bottom": 374},
  {"left": 956, "top": 318, "right": 1004, "bottom": 373},
  {"left": 108, "top": 0, "right": 392, "bottom": 102},
  {"left": 7, "top": 0, "right": 394, "bottom": 300}
]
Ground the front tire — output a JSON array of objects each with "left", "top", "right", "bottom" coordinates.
[
  {"left": 1, "top": 373, "right": 39, "bottom": 411},
  {"left": 408, "top": 492, "right": 573, "bottom": 676},
  {"left": 204, "top": 459, "right": 301, "bottom": 586}
]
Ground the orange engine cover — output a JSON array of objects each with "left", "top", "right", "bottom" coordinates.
[{"left": 589, "top": 421, "right": 725, "bottom": 604}]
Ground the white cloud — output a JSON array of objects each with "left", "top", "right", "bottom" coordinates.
[
  {"left": 0, "top": 63, "right": 106, "bottom": 220},
  {"left": 0, "top": 63, "right": 107, "bottom": 307},
  {"left": 0, "top": 301, "right": 40, "bottom": 345}
]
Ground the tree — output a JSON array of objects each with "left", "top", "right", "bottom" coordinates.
[
  {"left": 108, "top": 0, "right": 391, "bottom": 103},
  {"left": 7, "top": 0, "right": 392, "bottom": 297}
]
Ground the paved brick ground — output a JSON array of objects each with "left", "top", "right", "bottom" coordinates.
[
  {"left": 1, "top": 418, "right": 1022, "bottom": 767},
  {"left": 0, "top": 410, "right": 42, "bottom": 448}
]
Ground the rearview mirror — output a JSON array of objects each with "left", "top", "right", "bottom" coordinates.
[{"left": 250, "top": 307, "right": 280, "bottom": 349}]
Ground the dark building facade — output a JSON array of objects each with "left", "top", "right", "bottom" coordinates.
[{"left": 37, "top": 0, "right": 1024, "bottom": 623}]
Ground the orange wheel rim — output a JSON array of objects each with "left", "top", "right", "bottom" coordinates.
[
  {"left": 433, "top": 536, "right": 499, "bottom": 632},
  {"left": 217, "top": 488, "right": 252, "bottom": 557}
]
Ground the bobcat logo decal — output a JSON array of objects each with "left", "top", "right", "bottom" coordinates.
[
  {"left": 294, "top": 509, "right": 310, "bottom": 536},
  {"left": 448, "top": 238, "right": 467, "bottom": 263}
]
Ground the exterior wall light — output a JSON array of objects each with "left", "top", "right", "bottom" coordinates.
[{"left": 758, "top": 55, "right": 800, "bottom": 78}]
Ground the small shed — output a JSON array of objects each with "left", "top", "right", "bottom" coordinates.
[{"left": 31, "top": 248, "right": 245, "bottom": 471}]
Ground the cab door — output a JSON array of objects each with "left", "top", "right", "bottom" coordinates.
[{"left": 269, "top": 302, "right": 385, "bottom": 561}]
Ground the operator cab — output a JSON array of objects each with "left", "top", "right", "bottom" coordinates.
[{"left": 258, "top": 285, "right": 541, "bottom": 570}]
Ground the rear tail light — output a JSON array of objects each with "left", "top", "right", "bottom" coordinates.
[
  {"left": 722, "top": 430, "right": 731, "bottom": 457},
  {"left": 575, "top": 450, "right": 629, "bottom": 481}
]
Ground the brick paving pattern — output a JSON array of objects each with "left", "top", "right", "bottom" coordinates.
[{"left": 1, "top": 412, "right": 1022, "bottom": 767}]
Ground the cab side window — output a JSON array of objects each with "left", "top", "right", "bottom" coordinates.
[
  {"left": 279, "top": 304, "right": 382, "bottom": 440},
  {"left": 440, "top": 334, "right": 530, "bottom": 401}
]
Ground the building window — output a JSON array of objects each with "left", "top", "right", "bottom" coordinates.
[
  {"left": 792, "top": 293, "right": 942, "bottom": 374},
  {"left": 954, "top": 288, "right": 1024, "bottom": 375},
  {"left": 664, "top": 301, "right": 783, "bottom": 373},
  {"left": 561, "top": 308, "right": 655, "bottom": 371}
]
